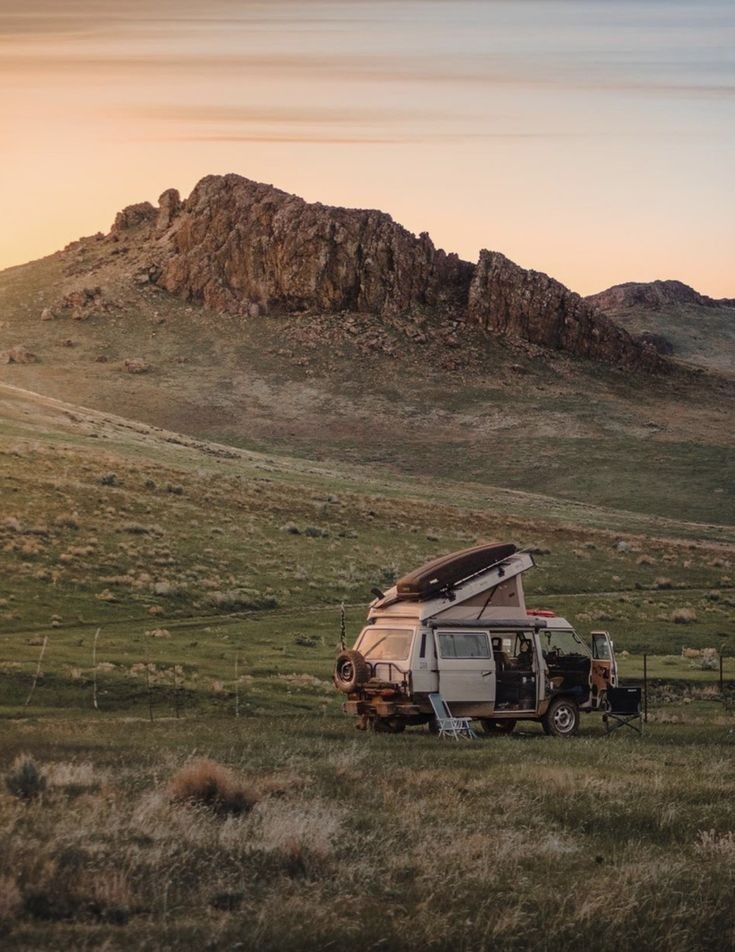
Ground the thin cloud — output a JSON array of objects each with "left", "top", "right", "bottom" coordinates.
[
  {"left": 130, "top": 104, "right": 454, "bottom": 126},
  {"left": 2, "top": 49, "right": 733, "bottom": 99},
  {"left": 156, "top": 132, "right": 570, "bottom": 145}
]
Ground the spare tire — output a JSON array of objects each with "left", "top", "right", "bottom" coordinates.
[{"left": 333, "top": 649, "right": 370, "bottom": 694}]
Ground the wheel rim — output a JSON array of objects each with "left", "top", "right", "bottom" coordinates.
[
  {"left": 337, "top": 660, "right": 353, "bottom": 683},
  {"left": 553, "top": 704, "right": 575, "bottom": 733}
]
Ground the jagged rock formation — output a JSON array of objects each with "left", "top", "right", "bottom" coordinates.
[
  {"left": 109, "top": 173, "right": 667, "bottom": 371},
  {"left": 587, "top": 280, "right": 735, "bottom": 313},
  {"left": 468, "top": 251, "right": 665, "bottom": 370},
  {"left": 133, "top": 175, "right": 473, "bottom": 317}
]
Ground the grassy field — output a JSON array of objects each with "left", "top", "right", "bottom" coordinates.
[
  {"left": 0, "top": 277, "right": 734, "bottom": 949},
  {"left": 1, "top": 704, "right": 734, "bottom": 951}
]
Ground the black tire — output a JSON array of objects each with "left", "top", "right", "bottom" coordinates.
[
  {"left": 480, "top": 718, "right": 516, "bottom": 735},
  {"left": 542, "top": 697, "right": 580, "bottom": 737},
  {"left": 333, "top": 649, "right": 370, "bottom": 694}
]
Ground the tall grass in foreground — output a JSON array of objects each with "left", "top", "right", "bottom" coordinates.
[{"left": 0, "top": 711, "right": 734, "bottom": 950}]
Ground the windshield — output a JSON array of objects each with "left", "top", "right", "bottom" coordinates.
[
  {"left": 358, "top": 628, "right": 413, "bottom": 661},
  {"left": 592, "top": 634, "right": 612, "bottom": 660},
  {"left": 541, "top": 629, "right": 591, "bottom": 658}
]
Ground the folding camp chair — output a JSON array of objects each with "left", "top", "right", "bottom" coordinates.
[
  {"left": 602, "top": 686, "right": 643, "bottom": 735},
  {"left": 428, "top": 693, "right": 477, "bottom": 739}
]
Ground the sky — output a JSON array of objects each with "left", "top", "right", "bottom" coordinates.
[{"left": 1, "top": 0, "right": 734, "bottom": 296}]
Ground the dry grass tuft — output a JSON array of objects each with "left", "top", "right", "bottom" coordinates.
[
  {"left": 168, "top": 758, "right": 256, "bottom": 817},
  {"left": 696, "top": 829, "right": 735, "bottom": 858},
  {"left": 671, "top": 607, "right": 697, "bottom": 624},
  {"left": 5, "top": 754, "right": 47, "bottom": 801}
]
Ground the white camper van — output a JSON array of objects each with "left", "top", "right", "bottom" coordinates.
[{"left": 333, "top": 543, "right": 617, "bottom": 736}]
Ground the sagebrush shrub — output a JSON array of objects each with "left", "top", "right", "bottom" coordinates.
[
  {"left": 671, "top": 607, "right": 697, "bottom": 624},
  {"left": 5, "top": 754, "right": 47, "bottom": 802}
]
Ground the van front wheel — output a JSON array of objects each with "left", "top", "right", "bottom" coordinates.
[{"left": 542, "top": 698, "right": 579, "bottom": 737}]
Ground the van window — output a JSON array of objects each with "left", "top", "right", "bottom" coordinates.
[
  {"left": 541, "top": 629, "right": 591, "bottom": 659},
  {"left": 437, "top": 632, "right": 491, "bottom": 659},
  {"left": 358, "top": 628, "right": 413, "bottom": 661}
]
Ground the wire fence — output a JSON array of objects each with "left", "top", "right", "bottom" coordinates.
[{"left": 3, "top": 632, "right": 735, "bottom": 722}]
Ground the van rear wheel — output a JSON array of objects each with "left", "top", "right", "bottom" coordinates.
[{"left": 542, "top": 697, "right": 579, "bottom": 737}]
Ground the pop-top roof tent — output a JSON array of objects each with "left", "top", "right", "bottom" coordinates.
[
  {"left": 369, "top": 543, "right": 537, "bottom": 625},
  {"left": 395, "top": 542, "right": 518, "bottom": 600}
]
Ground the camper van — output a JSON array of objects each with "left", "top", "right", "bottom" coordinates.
[{"left": 333, "top": 543, "right": 617, "bottom": 736}]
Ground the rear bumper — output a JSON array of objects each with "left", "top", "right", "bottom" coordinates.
[{"left": 342, "top": 698, "right": 422, "bottom": 718}]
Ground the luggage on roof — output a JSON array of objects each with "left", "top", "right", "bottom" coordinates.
[{"left": 395, "top": 542, "right": 517, "bottom": 601}]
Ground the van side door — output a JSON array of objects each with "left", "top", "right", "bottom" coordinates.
[{"left": 433, "top": 629, "right": 495, "bottom": 705}]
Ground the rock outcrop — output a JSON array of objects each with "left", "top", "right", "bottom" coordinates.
[
  {"left": 111, "top": 202, "right": 157, "bottom": 235},
  {"left": 107, "top": 173, "right": 669, "bottom": 371},
  {"left": 468, "top": 251, "right": 665, "bottom": 370},
  {"left": 140, "top": 175, "right": 473, "bottom": 317},
  {"left": 587, "top": 280, "right": 735, "bottom": 313}
]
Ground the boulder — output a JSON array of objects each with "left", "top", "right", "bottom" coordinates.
[
  {"left": 123, "top": 357, "right": 149, "bottom": 374},
  {"left": 3, "top": 345, "right": 37, "bottom": 364}
]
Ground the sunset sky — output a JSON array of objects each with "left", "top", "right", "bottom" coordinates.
[{"left": 2, "top": 0, "right": 733, "bottom": 296}]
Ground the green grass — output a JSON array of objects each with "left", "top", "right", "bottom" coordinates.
[
  {"left": 1, "top": 706, "right": 734, "bottom": 950},
  {"left": 607, "top": 302, "right": 735, "bottom": 373},
  {"left": 0, "top": 252, "right": 734, "bottom": 950}
]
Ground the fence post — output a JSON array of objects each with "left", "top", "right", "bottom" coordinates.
[
  {"left": 173, "top": 663, "right": 180, "bottom": 719},
  {"left": 234, "top": 651, "right": 240, "bottom": 719},
  {"left": 92, "top": 627, "right": 101, "bottom": 711},
  {"left": 144, "top": 644, "right": 154, "bottom": 723},
  {"left": 24, "top": 634, "right": 49, "bottom": 708},
  {"left": 643, "top": 652, "right": 648, "bottom": 724}
]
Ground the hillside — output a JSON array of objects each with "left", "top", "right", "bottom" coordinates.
[
  {"left": 587, "top": 280, "right": 735, "bottom": 372},
  {"left": 0, "top": 380, "right": 733, "bottom": 646},
  {"left": 1, "top": 190, "right": 734, "bottom": 952},
  {"left": 0, "top": 176, "right": 733, "bottom": 527}
]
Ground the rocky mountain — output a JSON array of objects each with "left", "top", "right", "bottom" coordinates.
[
  {"left": 1, "top": 174, "right": 733, "bottom": 528},
  {"left": 587, "top": 280, "right": 735, "bottom": 313},
  {"left": 107, "top": 174, "right": 664, "bottom": 372},
  {"left": 587, "top": 280, "right": 735, "bottom": 372}
]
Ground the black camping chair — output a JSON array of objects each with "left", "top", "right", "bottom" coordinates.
[{"left": 602, "top": 686, "right": 643, "bottom": 735}]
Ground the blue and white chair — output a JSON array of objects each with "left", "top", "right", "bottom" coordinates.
[{"left": 428, "top": 693, "right": 477, "bottom": 739}]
